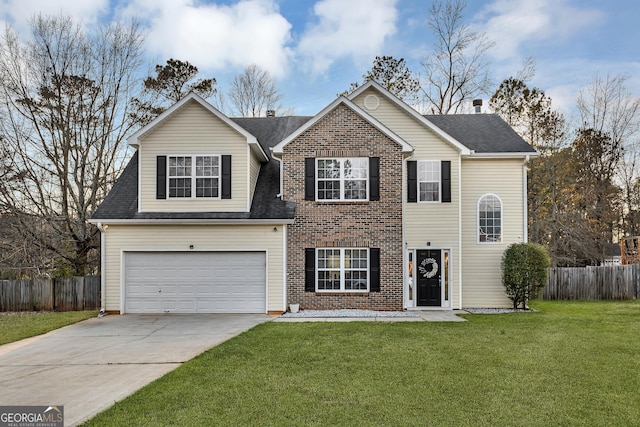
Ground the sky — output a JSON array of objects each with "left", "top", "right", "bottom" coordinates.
[{"left": 1, "top": 0, "right": 638, "bottom": 119}]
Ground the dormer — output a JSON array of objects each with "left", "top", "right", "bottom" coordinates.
[{"left": 127, "top": 93, "right": 268, "bottom": 213}]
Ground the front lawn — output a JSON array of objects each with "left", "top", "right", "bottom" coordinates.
[
  {"left": 84, "top": 301, "right": 640, "bottom": 426},
  {"left": 0, "top": 311, "right": 97, "bottom": 346}
]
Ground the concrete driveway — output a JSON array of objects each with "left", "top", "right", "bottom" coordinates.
[{"left": 0, "top": 313, "right": 274, "bottom": 426}]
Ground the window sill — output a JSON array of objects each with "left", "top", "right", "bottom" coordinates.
[
  {"left": 314, "top": 292, "right": 370, "bottom": 296},
  {"left": 312, "top": 201, "right": 370, "bottom": 205}
]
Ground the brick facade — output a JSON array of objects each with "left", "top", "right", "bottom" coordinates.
[{"left": 283, "top": 104, "right": 404, "bottom": 310}]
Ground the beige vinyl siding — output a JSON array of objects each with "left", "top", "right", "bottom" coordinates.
[
  {"left": 138, "top": 100, "right": 248, "bottom": 212},
  {"left": 353, "top": 88, "right": 462, "bottom": 307},
  {"left": 461, "top": 158, "right": 526, "bottom": 307},
  {"left": 249, "top": 152, "right": 262, "bottom": 200},
  {"left": 103, "top": 224, "right": 285, "bottom": 313}
]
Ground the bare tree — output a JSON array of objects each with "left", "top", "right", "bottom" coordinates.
[
  {"left": 0, "top": 14, "right": 145, "bottom": 275},
  {"left": 577, "top": 74, "right": 640, "bottom": 238},
  {"left": 420, "top": 0, "right": 494, "bottom": 114},
  {"left": 228, "top": 64, "right": 285, "bottom": 117}
]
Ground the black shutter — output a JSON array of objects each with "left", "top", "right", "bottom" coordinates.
[
  {"left": 305, "top": 158, "right": 315, "bottom": 201},
  {"left": 221, "top": 155, "right": 232, "bottom": 199},
  {"left": 407, "top": 160, "right": 417, "bottom": 203},
  {"left": 156, "top": 156, "right": 167, "bottom": 199},
  {"left": 305, "top": 248, "right": 316, "bottom": 292},
  {"left": 369, "top": 248, "right": 380, "bottom": 292},
  {"left": 441, "top": 160, "right": 451, "bottom": 203},
  {"left": 369, "top": 157, "right": 380, "bottom": 201}
]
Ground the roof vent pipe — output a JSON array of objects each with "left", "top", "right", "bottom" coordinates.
[
  {"left": 472, "top": 99, "right": 482, "bottom": 114},
  {"left": 266, "top": 110, "right": 276, "bottom": 117}
]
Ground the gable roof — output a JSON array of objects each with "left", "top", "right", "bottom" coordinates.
[
  {"left": 348, "top": 81, "right": 536, "bottom": 156},
  {"left": 91, "top": 116, "right": 311, "bottom": 222},
  {"left": 348, "top": 81, "right": 472, "bottom": 154},
  {"left": 272, "top": 96, "right": 414, "bottom": 155},
  {"left": 127, "top": 92, "right": 269, "bottom": 162}
]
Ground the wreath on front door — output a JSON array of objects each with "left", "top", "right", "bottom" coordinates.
[{"left": 418, "top": 257, "right": 438, "bottom": 278}]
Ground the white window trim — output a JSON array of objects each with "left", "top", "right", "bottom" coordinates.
[
  {"left": 477, "top": 193, "right": 503, "bottom": 244},
  {"left": 167, "top": 154, "right": 221, "bottom": 199},
  {"left": 315, "top": 157, "right": 369, "bottom": 202},
  {"left": 417, "top": 160, "right": 441, "bottom": 203},
  {"left": 316, "top": 248, "right": 370, "bottom": 292}
]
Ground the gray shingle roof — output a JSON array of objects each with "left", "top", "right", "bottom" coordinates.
[
  {"left": 92, "top": 112, "right": 531, "bottom": 221},
  {"left": 424, "top": 114, "right": 536, "bottom": 153}
]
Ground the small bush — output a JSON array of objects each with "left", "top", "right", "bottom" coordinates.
[{"left": 501, "top": 243, "right": 550, "bottom": 309}]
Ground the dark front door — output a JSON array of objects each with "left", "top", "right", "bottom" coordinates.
[{"left": 416, "top": 250, "right": 441, "bottom": 306}]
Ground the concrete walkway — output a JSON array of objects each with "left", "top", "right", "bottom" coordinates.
[{"left": 0, "top": 314, "right": 274, "bottom": 426}]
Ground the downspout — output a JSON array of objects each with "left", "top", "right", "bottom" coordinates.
[
  {"left": 270, "top": 148, "right": 287, "bottom": 310},
  {"left": 458, "top": 156, "right": 463, "bottom": 310},
  {"left": 282, "top": 224, "right": 288, "bottom": 312},
  {"left": 271, "top": 148, "right": 284, "bottom": 198},
  {"left": 402, "top": 157, "right": 408, "bottom": 309},
  {"left": 523, "top": 155, "right": 530, "bottom": 243},
  {"left": 96, "top": 222, "right": 108, "bottom": 315}
]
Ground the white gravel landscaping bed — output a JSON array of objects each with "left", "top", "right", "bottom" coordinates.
[
  {"left": 281, "top": 309, "right": 421, "bottom": 318},
  {"left": 464, "top": 308, "right": 538, "bottom": 314}
]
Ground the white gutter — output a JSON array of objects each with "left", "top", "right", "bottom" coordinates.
[
  {"left": 88, "top": 218, "right": 295, "bottom": 225},
  {"left": 96, "top": 222, "right": 107, "bottom": 314},
  {"left": 463, "top": 152, "right": 540, "bottom": 159}
]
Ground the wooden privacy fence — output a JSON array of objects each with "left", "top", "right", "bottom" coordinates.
[
  {"left": 0, "top": 276, "right": 100, "bottom": 312},
  {"left": 543, "top": 264, "right": 640, "bottom": 300}
]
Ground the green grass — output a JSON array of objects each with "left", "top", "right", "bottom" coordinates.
[
  {"left": 0, "top": 310, "right": 97, "bottom": 346},
  {"left": 84, "top": 301, "right": 640, "bottom": 426}
]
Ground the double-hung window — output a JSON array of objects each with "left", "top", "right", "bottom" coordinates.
[
  {"left": 316, "top": 248, "right": 369, "bottom": 291},
  {"left": 168, "top": 155, "right": 220, "bottom": 198},
  {"left": 317, "top": 158, "right": 368, "bottom": 201},
  {"left": 418, "top": 161, "right": 441, "bottom": 202},
  {"left": 407, "top": 160, "right": 451, "bottom": 203},
  {"left": 478, "top": 194, "right": 502, "bottom": 243}
]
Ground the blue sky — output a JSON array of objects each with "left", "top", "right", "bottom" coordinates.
[{"left": 1, "top": 0, "right": 638, "bottom": 118}]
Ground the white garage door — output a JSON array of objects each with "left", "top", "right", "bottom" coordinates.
[{"left": 124, "top": 251, "right": 266, "bottom": 314}]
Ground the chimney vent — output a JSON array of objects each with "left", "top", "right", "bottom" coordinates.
[
  {"left": 472, "top": 99, "right": 482, "bottom": 114},
  {"left": 266, "top": 110, "right": 276, "bottom": 117}
]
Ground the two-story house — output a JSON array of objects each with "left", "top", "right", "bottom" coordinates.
[{"left": 91, "top": 81, "right": 536, "bottom": 314}]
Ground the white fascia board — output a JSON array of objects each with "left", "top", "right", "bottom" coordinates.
[
  {"left": 88, "top": 218, "right": 294, "bottom": 225},
  {"left": 462, "top": 151, "right": 540, "bottom": 159},
  {"left": 348, "top": 81, "right": 472, "bottom": 155},
  {"left": 272, "top": 96, "right": 414, "bottom": 155},
  {"left": 127, "top": 92, "right": 268, "bottom": 162}
]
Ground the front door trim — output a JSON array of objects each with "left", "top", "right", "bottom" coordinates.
[{"left": 406, "top": 247, "right": 451, "bottom": 309}]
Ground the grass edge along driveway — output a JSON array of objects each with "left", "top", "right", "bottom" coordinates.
[
  {"left": 84, "top": 301, "right": 640, "bottom": 427},
  {"left": 0, "top": 311, "right": 97, "bottom": 346}
]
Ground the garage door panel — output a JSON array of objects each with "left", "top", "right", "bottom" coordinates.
[{"left": 125, "top": 252, "right": 266, "bottom": 314}]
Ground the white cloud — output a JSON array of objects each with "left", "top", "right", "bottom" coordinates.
[
  {"left": 117, "top": 0, "right": 292, "bottom": 78},
  {"left": 297, "top": 0, "right": 399, "bottom": 74},
  {"left": 475, "top": 0, "right": 604, "bottom": 60},
  {"left": 0, "top": 0, "right": 108, "bottom": 34}
]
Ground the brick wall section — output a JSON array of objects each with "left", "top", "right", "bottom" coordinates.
[{"left": 283, "top": 104, "right": 404, "bottom": 310}]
